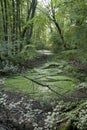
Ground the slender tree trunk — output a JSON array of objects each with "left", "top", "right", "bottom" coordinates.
[
  {"left": 4, "top": 0, "right": 8, "bottom": 42},
  {"left": 51, "top": 0, "right": 66, "bottom": 48},
  {"left": 28, "top": 0, "right": 37, "bottom": 42},
  {"left": 53, "top": 20, "right": 66, "bottom": 48},
  {"left": 11, "top": 0, "right": 16, "bottom": 55},
  {"left": 12, "top": 0, "right": 15, "bottom": 41},
  {"left": 15, "top": 0, "right": 20, "bottom": 40},
  {"left": 7, "top": 0, "right": 12, "bottom": 42},
  {"left": 21, "top": 0, "right": 37, "bottom": 44},
  {"left": 0, "top": 0, "right": 8, "bottom": 41},
  {"left": 0, "top": 0, "right": 5, "bottom": 40},
  {"left": 1, "top": 0, "right": 9, "bottom": 56}
]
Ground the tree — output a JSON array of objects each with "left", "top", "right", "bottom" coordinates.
[
  {"left": 39, "top": 0, "right": 87, "bottom": 49},
  {"left": 63, "top": 0, "right": 87, "bottom": 48},
  {"left": 21, "top": 0, "right": 37, "bottom": 44},
  {"left": 0, "top": 0, "right": 8, "bottom": 42},
  {"left": 0, "top": 0, "right": 38, "bottom": 56},
  {"left": 39, "top": 0, "right": 66, "bottom": 48},
  {"left": 50, "top": 0, "right": 66, "bottom": 48}
]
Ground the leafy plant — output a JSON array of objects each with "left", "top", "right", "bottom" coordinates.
[{"left": 50, "top": 31, "right": 63, "bottom": 53}]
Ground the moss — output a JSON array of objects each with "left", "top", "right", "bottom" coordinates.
[
  {"left": 5, "top": 76, "right": 38, "bottom": 94},
  {"left": 4, "top": 58, "right": 78, "bottom": 101}
]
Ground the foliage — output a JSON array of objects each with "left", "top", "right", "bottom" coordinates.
[
  {"left": 72, "top": 102, "right": 87, "bottom": 130},
  {"left": 20, "top": 45, "right": 39, "bottom": 60},
  {"left": 76, "top": 49, "right": 87, "bottom": 64},
  {"left": 31, "top": 38, "right": 47, "bottom": 50},
  {"left": 0, "top": 78, "right": 5, "bottom": 85},
  {"left": 50, "top": 31, "right": 63, "bottom": 52},
  {"left": 42, "top": 0, "right": 87, "bottom": 50},
  {"left": 60, "top": 50, "right": 79, "bottom": 60},
  {"left": 0, "top": 0, "right": 87, "bottom": 65},
  {"left": 0, "top": 60, "right": 18, "bottom": 75},
  {"left": 0, "top": 1, "right": 87, "bottom": 130},
  {"left": 44, "top": 101, "right": 65, "bottom": 129},
  {"left": 8, "top": 45, "right": 40, "bottom": 65}
]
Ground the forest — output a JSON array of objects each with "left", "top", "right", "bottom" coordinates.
[{"left": 0, "top": 0, "right": 87, "bottom": 130}]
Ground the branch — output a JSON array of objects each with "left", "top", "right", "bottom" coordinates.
[{"left": 22, "top": 75, "right": 63, "bottom": 97}]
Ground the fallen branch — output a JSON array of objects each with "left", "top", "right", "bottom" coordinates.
[{"left": 22, "top": 75, "right": 63, "bottom": 97}]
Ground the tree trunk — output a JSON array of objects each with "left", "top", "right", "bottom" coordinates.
[
  {"left": 51, "top": 0, "right": 66, "bottom": 48},
  {"left": 0, "top": 0, "right": 9, "bottom": 56},
  {"left": 53, "top": 20, "right": 66, "bottom": 48},
  {"left": 21, "top": 0, "right": 37, "bottom": 44},
  {"left": 11, "top": 0, "right": 15, "bottom": 41},
  {"left": 0, "top": 0, "right": 8, "bottom": 41},
  {"left": 4, "top": 0, "right": 8, "bottom": 42}
]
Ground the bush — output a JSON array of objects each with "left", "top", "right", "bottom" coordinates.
[
  {"left": 73, "top": 102, "right": 87, "bottom": 130},
  {"left": 58, "top": 50, "right": 79, "bottom": 61},
  {"left": 31, "top": 37, "right": 48, "bottom": 50},
  {"left": 49, "top": 31, "right": 63, "bottom": 53},
  {"left": 0, "top": 60, "right": 18, "bottom": 75},
  {"left": 9, "top": 45, "right": 40, "bottom": 65}
]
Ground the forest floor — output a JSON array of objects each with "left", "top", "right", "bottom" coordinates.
[
  {"left": 0, "top": 87, "right": 87, "bottom": 130},
  {"left": 0, "top": 49, "right": 87, "bottom": 130}
]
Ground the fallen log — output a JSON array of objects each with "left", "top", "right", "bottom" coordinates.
[{"left": 22, "top": 75, "right": 67, "bottom": 98}]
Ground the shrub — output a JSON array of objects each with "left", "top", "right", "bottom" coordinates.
[
  {"left": 9, "top": 45, "right": 40, "bottom": 65},
  {"left": 73, "top": 102, "right": 87, "bottom": 130},
  {"left": 49, "top": 31, "right": 63, "bottom": 53},
  {"left": 0, "top": 60, "right": 18, "bottom": 75}
]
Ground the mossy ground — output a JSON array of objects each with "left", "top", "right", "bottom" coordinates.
[
  {"left": 1, "top": 50, "right": 87, "bottom": 130},
  {"left": 4, "top": 58, "right": 79, "bottom": 102}
]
